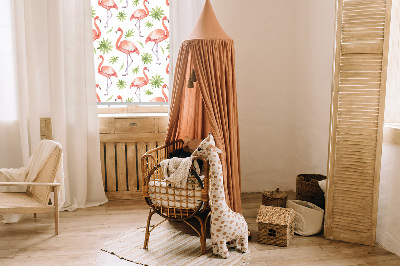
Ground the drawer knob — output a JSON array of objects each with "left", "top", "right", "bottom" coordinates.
[{"left": 129, "top": 122, "right": 138, "bottom": 127}]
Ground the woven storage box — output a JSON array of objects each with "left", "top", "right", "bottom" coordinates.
[
  {"left": 296, "top": 174, "right": 326, "bottom": 209},
  {"left": 256, "top": 205, "right": 296, "bottom": 247},
  {"left": 262, "top": 188, "right": 287, "bottom": 208}
]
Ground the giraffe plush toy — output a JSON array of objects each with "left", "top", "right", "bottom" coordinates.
[{"left": 192, "top": 133, "right": 248, "bottom": 258}]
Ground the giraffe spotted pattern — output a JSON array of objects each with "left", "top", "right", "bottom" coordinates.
[{"left": 192, "top": 134, "right": 249, "bottom": 259}]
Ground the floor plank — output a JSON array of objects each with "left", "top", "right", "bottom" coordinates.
[{"left": 0, "top": 192, "right": 398, "bottom": 265}]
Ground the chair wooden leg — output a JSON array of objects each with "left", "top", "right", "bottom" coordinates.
[
  {"left": 34, "top": 213, "right": 37, "bottom": 218},
  {"left": 144, "top": 209, "right": 155, "bottom": 249},
  {"left": 54, "top": 186, "right": 59, "bottom": 235}
]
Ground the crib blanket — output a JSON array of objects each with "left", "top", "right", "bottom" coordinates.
[{"left": 159, "top": 157, "right": 199, "bottom": 188}]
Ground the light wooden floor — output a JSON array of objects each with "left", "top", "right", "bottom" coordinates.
[{"left": 1, "top": 193, "right": 399, "bottom": 266}]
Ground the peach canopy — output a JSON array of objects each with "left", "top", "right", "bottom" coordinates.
[{"left": 165, "top": 0, "right": 242, "bottom": 212}]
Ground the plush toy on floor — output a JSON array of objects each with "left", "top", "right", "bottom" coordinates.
[{"left": 192, "top": 133, "right": 248, "bottom": 258}]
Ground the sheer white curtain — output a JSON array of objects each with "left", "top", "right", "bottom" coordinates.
[
  {"left": 0, "top": 1, "right": 24, "bottom": 169},
  {"left": 0, "top": 0, "right": 107, "bottom": 211}
]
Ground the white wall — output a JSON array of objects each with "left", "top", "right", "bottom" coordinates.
[
  {"left": 211, "top": 0, "right": 335, "bottom": 192},
  {"left": 294, "top": 1, "right": 335, "bottom": 178},
  {"left": 377, "top": 142, "right": 400, "bottom": 256},
  {"left": 212, "top": 0, "right": 297, "bottom": 192}
]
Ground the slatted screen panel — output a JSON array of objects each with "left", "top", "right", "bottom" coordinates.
[{"left": 325, "top": 0, "right": 392, "bottom": 245}]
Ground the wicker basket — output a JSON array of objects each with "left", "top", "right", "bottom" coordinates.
[
  {"left": 296, "top": 174, "right": 326, "bottom": 209},
  {"left": 262, "top": 188, "right": 287, "bottom": 208},
  {"left": 256, "top": 205, "right": 296, "bottom": 247}
]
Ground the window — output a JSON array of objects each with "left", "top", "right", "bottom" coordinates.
[
  {"left": 0, "top": 0, "right": 18, "bottom": 121},
  {"left": 385, "top": 2, "right": 400, "bottom": 124},
  {"left": 92, "top": 0, "right": 169, "bottom": 104}
]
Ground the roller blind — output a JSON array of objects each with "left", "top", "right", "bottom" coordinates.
[{"left": 325, "top": 0, "right": 392, "bottom": 245}]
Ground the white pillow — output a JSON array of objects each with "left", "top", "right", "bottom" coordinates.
[{"left": 287, "top": 200, "right": 324, "bottom": 236}]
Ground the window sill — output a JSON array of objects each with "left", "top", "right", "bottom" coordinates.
[
  {"left": 97, "top": 104, "right": 168, "bottom": 116},
  {"left": 98, "top": 113, "right": 168, "bottom": 118}
]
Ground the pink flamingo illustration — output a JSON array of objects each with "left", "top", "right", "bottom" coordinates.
[
  {"left": 116, "top": 27, "right": 140, "bottom": 76},
  {"left": 150, "top": 84, "right": 168, "bottom": 102},
  {"left": 166, "top": 0, "right": 169, "bottom": 7},
  {"left": 130, "top": 67, "right": 149, "bottom": 102},
  {"left": 98, "top": 55, "right": 118, "bottom": 96},
  {"left": 166, "top": 55, "right": 169, "bottom": 74},
  {"left": 93, "top": 16, "right": 101, "bottom": 41},
  {"left": 115, "top": 95, "right": 123, "bottom": 102},
  {"left": 98, "top": 0, "right": 118, "bottom": 28},
  {"left": 145, "top": 16, "right": 169, "bottom": 64},
  {"left": 130, "top": 0, "right": 149, "bottom": 37},
  {"left": 96, "top": 84, "right": 102, "bottom": 102}
]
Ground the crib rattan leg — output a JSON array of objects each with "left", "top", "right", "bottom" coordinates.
[
  {"left": 199, "top": 218, "right": 206, "bottom": 255},
  {"left": 193, "top": 215, "right": 207, "bottom": 255},
  {"left": 144, "top": 209, "right": 155, "bottom": 249}
]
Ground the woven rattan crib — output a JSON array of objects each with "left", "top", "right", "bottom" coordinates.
[{"left": 141, "top": 140, "right": 210, "bottom": 254}]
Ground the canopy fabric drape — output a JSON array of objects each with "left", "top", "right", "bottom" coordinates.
[{"left": 166, "top": 39, "right": 242, "bottom": 212}]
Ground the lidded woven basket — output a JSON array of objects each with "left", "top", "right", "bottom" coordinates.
[
  {"left": 262, "top": 188, "right": 287, "bottom": 208},
  {"left": 296, "top": 174, "right": 326, "bottom": 210},
  {"left": 256, "top": 205, "right": 296, "bottom": 247}
]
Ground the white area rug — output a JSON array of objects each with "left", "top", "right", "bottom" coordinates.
[{"left": 102, "top": 226, "right": 250, "bottom": 265}]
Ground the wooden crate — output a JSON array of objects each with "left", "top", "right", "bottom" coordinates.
[{"left": 99, "top": 115, "right": 168, "bottom": 200}]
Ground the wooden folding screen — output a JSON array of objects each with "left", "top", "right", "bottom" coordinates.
[{"left": 325, "top": 0, "right": 392, "bottom": 245}]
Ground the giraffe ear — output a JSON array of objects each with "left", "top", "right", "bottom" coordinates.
[{"left": 210, "top": 144, "right": 222, "bottom": 154}]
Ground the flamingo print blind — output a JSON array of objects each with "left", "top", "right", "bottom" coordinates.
[{"left": 93, "top": 0, "right": 169, "bottom": 103}]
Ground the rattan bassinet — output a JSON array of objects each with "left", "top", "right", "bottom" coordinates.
[{"left": 141, "top": 140, "right": 210, "bottom": 254}]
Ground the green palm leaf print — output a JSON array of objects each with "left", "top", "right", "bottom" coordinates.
[
  {"left": 106, "top": 95, "right": 114, "bottom": 101},
  {"left": 150, "top": 6, "right": 165, "bottom": 21},
  {"left": 132, "top": 66, "right": 140, "bottom": 75},
  {"left": 117, "top": 11, "right": 127, "bottom": 22},
  {"left": 97, "top": 38, "right": 113, "bottom": 54},
  {"left": 125, "top": 29, "right": 135, "bottom": 38},
  {"left": 141, "top": 53, "right": 153, "bottom": 64},
  {"left": 145, "top": 89, "right": 153, "bottom": 96},
  {"left": 116, "top": 79, "right": 127, "bottom": 90},
  {"left": 150, "top": 74, "right": 164, "bottom": 89},
  {"left": 109, "top": 56, "right": 119, "bottom": 64}
]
